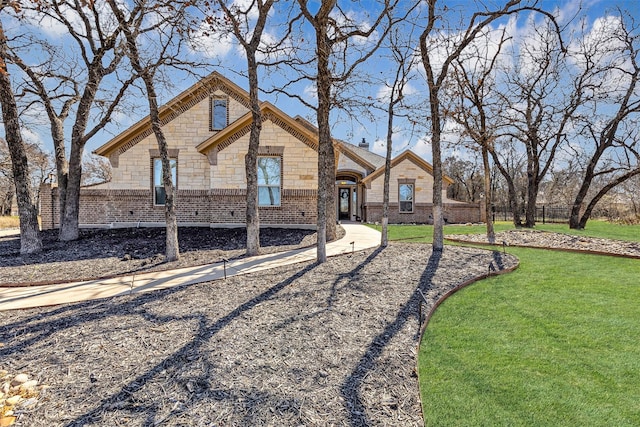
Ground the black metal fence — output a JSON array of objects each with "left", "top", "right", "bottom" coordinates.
[
  {"left": 492, "top": 205, "right": 570, "bottom": 224},
  {"left": 536, "top": 206, "right": 570, "bottom": 223}
]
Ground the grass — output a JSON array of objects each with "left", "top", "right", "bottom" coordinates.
[
  {"left": 0, "top": 216, "right": 19, "bottom": 229},
  {"left": 374, "top": 222, "right": 640, "bottom": 426}
]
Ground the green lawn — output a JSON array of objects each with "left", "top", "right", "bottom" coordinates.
[{"left": 375, "top": 223, "right": 640, "bottom": 426}]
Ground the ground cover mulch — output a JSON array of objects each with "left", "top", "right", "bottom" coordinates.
[
  {"left": 445, "top": 229, "right": 640, "bottom": 258},
  {"left": 0, "top": 227, "right": 321, "bottom": 286},
  {"left": 0, "top": 235, "right": 517, "bottom": 426}
]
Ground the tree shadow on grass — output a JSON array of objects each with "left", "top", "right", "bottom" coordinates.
[{"left": 340, "top": 249, "right": 442, "bottom": 427}]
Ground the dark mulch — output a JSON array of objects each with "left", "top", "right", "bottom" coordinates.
[
  {"left": 0, "top": 242, "right": 517, "bottom": 426},
  {"left": 0, "top": 227, "right": 321, "bottom": 286}
]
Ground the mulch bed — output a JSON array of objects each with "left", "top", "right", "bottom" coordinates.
[
  {"left": 0, "top": 227, "right": 321, "bottom": 286},
  {"left": 0, "top": 234, "right": 517, "bottom": 426},
  {"left": 445, "top": 229, "right": 640, "bottom": 258}
]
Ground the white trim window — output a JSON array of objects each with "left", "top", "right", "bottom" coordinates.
[
  {"left": 399, "top": 183, "right": 414, "bottom": 213},
  {"left": 153, "top": 158, "right": 177, "bottom": 205},
  {"left": 257, "top": 156, "right": 281, "bottom": 206}
]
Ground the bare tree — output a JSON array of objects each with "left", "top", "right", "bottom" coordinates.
[
  {"left": 378, "top": 27, "right": 416, "bottom": 247},
  {"left": 3, "top": 1, "right": 138, "bottom": 242},
  {"left": 209, "top": 0, "right": 275, "bottom": 256},
  {"left": 0, "top": 15, "right": 41, "bottom": 253},
  {"left": 568, "top": 11, "right": 640, "bottom": 229},
  {"left": 81, "top": 154, "right": 112, "bottom": 186},
  {"left": 445, "top": 27, "right": 512, "bottom": 241},
  {"left": 0, "top": 137, "right": 12, "bottom": 214},
  {"left": 26, "top": 141, "right": 54, "bottom": 208},
  {"left": 418, "top": 0, "right": 561, "bottom": 249},
  {"left": 442, "top": 156, "right": 484, "bottom": 202},
  {"left": 497, "top": 20, "right": 581, "bottom": 228},
  {"left": 491, "top": 136, "right": 528, "bottom": 225},
  {"left": 107, "top": 0, "right": 200, "bottom": 261},
  {"left": 292, "top": 0, "right": 400, "bottom": 262}
]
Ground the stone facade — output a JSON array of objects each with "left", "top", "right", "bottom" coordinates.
[{"left": 39, "top": 72, "right": 481, "bottom": 230}]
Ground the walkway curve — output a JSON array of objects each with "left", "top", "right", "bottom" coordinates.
[{"left": 0, "top": 224, "right": 381, "bottom": 311}]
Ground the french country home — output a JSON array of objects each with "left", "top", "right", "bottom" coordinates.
[{"left": 40, "top": 72, "right": 480, "bottom": 230}]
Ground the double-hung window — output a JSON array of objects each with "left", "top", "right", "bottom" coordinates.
[
  {"left": 257, "top": 156, "right": 281, "bottom": 206},
  {"left": 399, "top": 182, "right": 414, "bottom": 213},
  {"left": 153, "top": 158, "right": 177, "bottom": 205},
  {"left": 211, "top": 96, "right": 228, "bottom": 130}
]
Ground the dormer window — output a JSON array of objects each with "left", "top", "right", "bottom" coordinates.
[{"left": 211, "top": 96, "right": 228, "bottom": 130}]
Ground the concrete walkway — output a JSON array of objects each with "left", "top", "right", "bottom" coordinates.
[{"left": 0, "top": 223, "right": 381, "bottom": 311}]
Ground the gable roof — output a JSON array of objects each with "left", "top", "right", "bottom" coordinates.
[
  {"left": 361, "top": 149, "right": 455, "bottom": 185},
  {"left": 94, "top": 72, "right": 250, "bottom": 158},
  {"left": 293, "top": 116, "right": 386, "bottom": 173},
  {"left": 196, "top": 102, "right": 319, "bottom": 157},
  {"left": 336, "top": 139, "right": 386, "bottom": 171},
  {"left": 93, "top": 72, "right": 433, "bottom": 182}
]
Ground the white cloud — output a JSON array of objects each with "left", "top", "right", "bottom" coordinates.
[
  {"left": 230, "top": 0, "right": 261, "bottom": 21},
  {"left": 21, "top": 128, "right": 45, "bottom": 148},
  {"left": 375, "top": 81, "right": 418, "bottom": 104},
  {"left": 303, "top": 84, "right": 317, "bottom": 101},
  {"left": 189, "top": 23, "right": 236, "bottom": 59},
  {"left": 407, "top": 135, "right": 432, "bottom": 163},
  {"left": 22, "top": 0, "right": 120, "bottom": 39},
  {"left": 329, "top": 9, "right": 378, "bottom": 46},
  {"left": 370, "top": 137, "right": 387, "bottom": 157},
  {"left": 255, "top": 31, "right": 295, "bottom": 63}
]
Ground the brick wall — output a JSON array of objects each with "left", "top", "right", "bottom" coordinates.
[
  {"left": 364, "top": 202, "right": 481, "bottom": 224},
  {"left": 39, "top": 183, "right": 317, "bottom": 229},
  {"left": 39, "top": 183, "right": 56, "bottom": 230}
]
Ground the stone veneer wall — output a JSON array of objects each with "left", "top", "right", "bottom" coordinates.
[
  {"left": 39, "top": 184, "right": 317, "bottom": 229},
  {"left": 364, "top": 202, "right": 481, "bottom": 224}
]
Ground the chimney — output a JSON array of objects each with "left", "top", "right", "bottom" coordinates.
[{"left": 358, "top": 137, "right": 369, "bottom": 151}]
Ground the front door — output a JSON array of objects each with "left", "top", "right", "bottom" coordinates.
[{"left": 338, "top": 187, "right": 351, "bottom": 221}]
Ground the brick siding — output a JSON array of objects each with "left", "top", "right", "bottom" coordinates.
[
  {"left": 40, "top": 184, "right": 317, "bottom": 229},
  {"left": 364, "top": 202, "right": 481, "bottom": 224}
]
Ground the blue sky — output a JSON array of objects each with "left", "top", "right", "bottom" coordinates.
[{"left": 3, "top": 0, "right": 639, "bottom": 164}]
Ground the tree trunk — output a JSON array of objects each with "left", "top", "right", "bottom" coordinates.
[
  {"left": 59, "top": 140, "right": 83, "bottom": 241},
  {"left": 569, "top": 155, "right": 600, "bottom": 229},
  {"left": 59, "top": 66, "right": 103, "bottom": 241},
  {"left": 245, "top": 55, "right": 261, "bottom": 256},
  {"left": 140, "top": 70, "right": 178, "bottom": 261},
  {"left": 106, "top": 0, "right": 179, "bottom": 261},
  {"left": 0, "top": 23, "right": 42, "bottom": 254},
  {"left": 524, "top": 174, "right": 537, "bottom": 228},
  {"left": 51, "top": 118, "right": 69, "bottom": 222},
  {"left": 577, "top": 167, "right": 640, "bottom": 229},
  {"left": 482, "top": 146, "right": 495, "bottom": 243},
  {"left": 151, "top": 108, "right": 179, "bottom": 262},
  {"left": 315, "top": 16, "right": 334, "bottom": 263},
  {"left": 381, "top": 88, "right": 395, "bottom": 248},
  {"left": 430, "top": 91, "right": 444, "bottom": 251},
  {"left": 489, "top": 149, "right": 522, "bottom": 227}
]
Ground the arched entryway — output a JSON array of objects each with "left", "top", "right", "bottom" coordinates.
[{"left": 336, "top": 171, "right": 363, "bottom": 222}]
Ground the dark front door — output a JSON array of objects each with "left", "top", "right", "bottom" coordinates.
[{"left": 338, "top": 187, "right": 351, "bottom": 221}]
